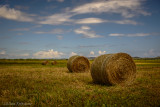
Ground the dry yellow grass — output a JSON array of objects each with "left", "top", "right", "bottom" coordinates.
[{"left": 0, "top": 59, "right": 160, "bottom": 106}]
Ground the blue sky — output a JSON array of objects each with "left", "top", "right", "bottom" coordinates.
[{"left": 0, "top": 0, "right": 160, "bottom": 59}]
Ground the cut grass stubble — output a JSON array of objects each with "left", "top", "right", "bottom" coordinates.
[{"left": 0, "top": 59, "right": 160, "bottom": 106}]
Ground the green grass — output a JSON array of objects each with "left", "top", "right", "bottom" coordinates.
[{"left": 0, "top": 59, "right": 160, "bottom": 106}]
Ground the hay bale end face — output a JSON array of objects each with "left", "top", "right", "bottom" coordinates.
[
  {"left": 91, "top": 53, "right": 136, "bottom": 85},
  {"left": 67, "top": 55, "right": 90, "bottom": 73}
]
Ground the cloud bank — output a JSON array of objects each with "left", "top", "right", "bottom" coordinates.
[
  {"left": 33, "top": 49, "right": 64, "bottom": 58},
  {"left": 39, "top": 0, "right": 149, "bottom": 25}
]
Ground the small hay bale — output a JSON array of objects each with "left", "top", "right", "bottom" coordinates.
[
  {"left": 41, "top": 60, "right": 48, "bottom": 65},
  {"left": 91, "top": 53, "right": 136, "bottom": 85},
  {"left": 51, "top": 61, "right": 57, "bottom": 65},
  {"left": 67, "top": 55, "right": 90, "bottom": 73}
]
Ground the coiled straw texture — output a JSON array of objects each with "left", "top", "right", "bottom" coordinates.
[
  {"left": 67, "top": 55, "right": 90, "bottom": 73},
  {"left": 91, "top": 53, "right": 136, "bottom": 85}
]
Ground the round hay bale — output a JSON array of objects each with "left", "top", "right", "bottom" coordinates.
[
  {"left": 41, "top": 60, "right": 49, "bottom": 65},
  {"left": 67, "top": 55, "right": 90, "bottom": 73},
  {"left": 91, "top": 53, "right": 136, "bottom": 85},
  {"left": 51, "top": 61, "right": 57, "bottom": 65}
]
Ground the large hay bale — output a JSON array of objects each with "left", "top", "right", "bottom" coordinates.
[
  {"left": 51, "top": 60, "right": 57, "bottom": 65},
  {"left": 91, "top": 53, "right": 136, "bottom": 85},
  {"left": 67, "top": 55, "right": 90, "bottom": 73}
]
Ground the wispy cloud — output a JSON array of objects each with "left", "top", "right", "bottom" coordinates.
[
  {"left": 10, "top": 28, "right": 30, "bottom": 31},
  {"left": 39, "top": 14, "right": 139, "bottom": 25},
  {"left": 75, "top": 18, "right": 107, "bottom": 24},
  {"left": 32, "top": 25, "right": 42, "bottom": 28},
  {"left": 0, "top": 5, "right": 34, "bottom": 22},
  {"left": 39, "top": 13, "right": 73, "bottom": 25},
  {"left": 35, "top": 29, "right": 65, "bottom": 34},
  {"left": 111, "top": 20, "right": 138, "bottom": 25},
  {"left": 75, "top": 18, "right": 138, "bottom": 25},
  {"left": 33, "top": 49, "right": 64, "bottom": 58},
  {"left": 74, "top": 26, "right": 103, "bottom": 38},
  {"left": 10, "top": 25, "right": 42, "bottom": 32},
  {"left": 109, "top": 33, "right": 152, "bottom": 37},
  {"left": 40, "top": 0, "right": 148, "bottom": 25},
  {"left": 71, "top": 0, "right": 150, "bottom": 18},
  {"left": 0, "top": 0, "right": 149, "bottom": 25}
]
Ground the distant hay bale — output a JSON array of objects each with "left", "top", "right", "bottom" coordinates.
[
  {"left": 67, "top": 55, "right": 90, "bottom": 73},
  {"left": 51, "top": 61, "right": 57, "bottom": 65},
  {"left": 91, "top": 53, "right": 136, "bottom": 85},
  {"left": 41, "top": 60, "right": 48, "bottom": 65}
]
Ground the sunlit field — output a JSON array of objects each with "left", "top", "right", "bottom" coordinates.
[{"left": 0, "top": 58, "right": 160, "bottom": 106}]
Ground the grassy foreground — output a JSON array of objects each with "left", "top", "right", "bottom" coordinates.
[{"left": 0, "top": 59, "right": 160, "bottom": 106}]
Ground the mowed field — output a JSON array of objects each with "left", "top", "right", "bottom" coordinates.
[{"left": 0, "top": 59, "right": 160, "bottom": 106}]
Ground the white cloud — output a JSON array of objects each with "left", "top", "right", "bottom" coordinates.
[
  {"left": 98, "top": 50, "right": 106, "bottom": 55},
  {"left": 39, "top": 13, "right": 73, "bottom": 25},
  {"left": 81, "top": 26, "right": 90, "bottom": 30},
  {"left": 109, "top": 33, "right": 125, "bottom": 37},
  {"left": 70, "top": 52, "right": 77, "bottom": 56},
  {"left": 33, "top": 49, "right": 64, "bottom": 58},
  {"left": 75, "top": 18, "right": 138, "bottom": 25},
  {"left": 35, "top": 29, "right": 65, "bottom": 34},
  {"left": 0, "top": 50, "right": 6, "bottom": 55},
  {"left": 112, "top": 20, "right": 138, "bottom": 25},
  {"left": 109, "top": 33, "right": 151, "bottom": 37},
  {"left": 71, "top": 0, "right": 150, "bottom": 18},
  {"left": 144, "top": 49, "right": 160, "bottom": 57},
  {"left": 74, "top": 26, "right": 103, "bottom": 38},
  {"left": 75, "top": 18, "right": 107, "bottom": 24},
  {"left": 90, "top": 51, "right": 94, "bottom": 55},
  {"left": 40, "top": 15, "right": 139, "bottom": 25},
  {"left": 40, "top": 0, "right": 149, "bottom": 25},
  {"left": 0, "top": 5, "right": 34, "bottom": 22},
  {"left": 57, "top": 35, "right": 63, "bottom": 40}
]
